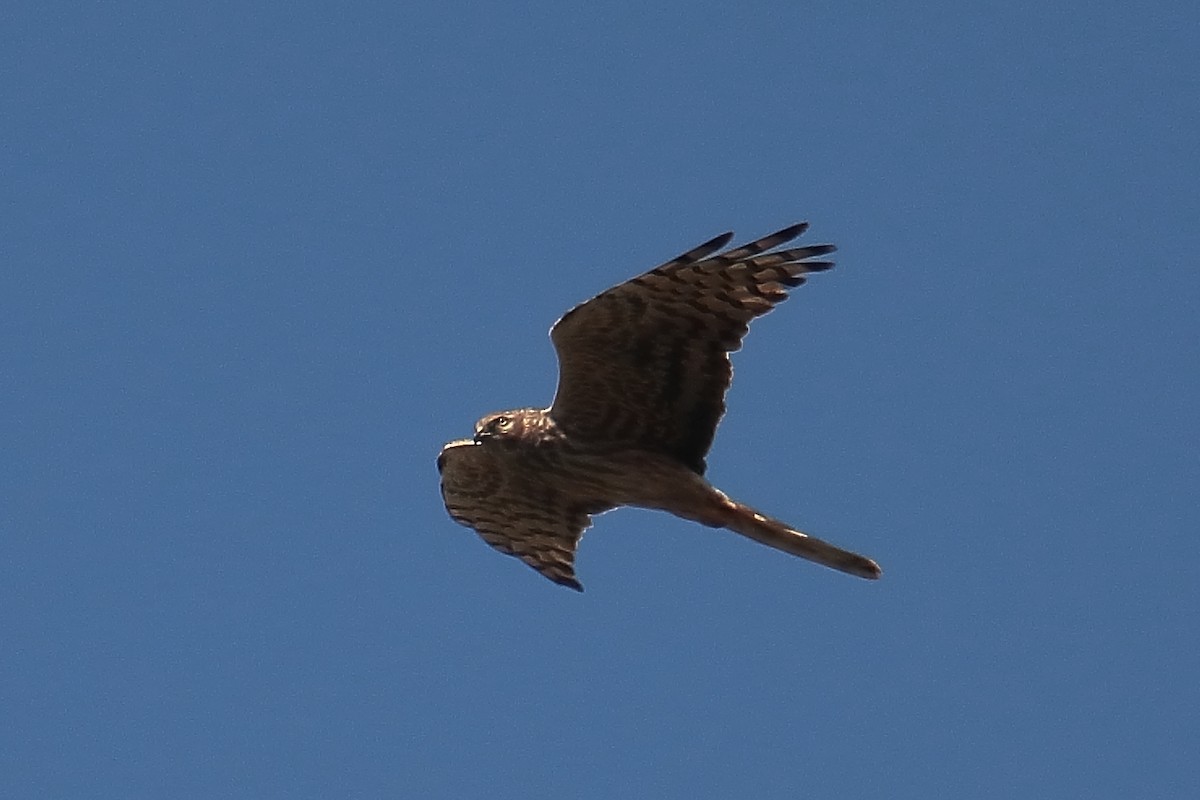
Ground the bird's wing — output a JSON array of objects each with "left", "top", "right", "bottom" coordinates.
[
  {"left": 549, "top": 223, "right": 834, "bottom": 474},
  {"left": 437, "top": 439, "right": 605, "bottom": 591}
]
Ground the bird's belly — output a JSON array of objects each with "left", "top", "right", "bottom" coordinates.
[{"left": 543, "top": 448, "right": 722, "bottom": 520}]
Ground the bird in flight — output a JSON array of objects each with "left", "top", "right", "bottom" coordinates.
[{"left": 437, "top": 222, "right": 882, "bottom": 591}]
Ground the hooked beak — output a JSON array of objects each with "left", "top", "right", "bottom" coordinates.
[{"left": 472, "top": 430, "right": 491, "bottom": 444}]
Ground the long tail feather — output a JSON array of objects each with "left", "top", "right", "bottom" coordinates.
[{"left": 720, "top": 500, "right": 882, "bottom": 580}]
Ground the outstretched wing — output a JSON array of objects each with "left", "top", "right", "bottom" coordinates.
[
  {"left": 437, "top": 439, "right": 605, "bottom": 591},
  {"left": 549, "top": 223, "right": 834, "bottom": 474}
]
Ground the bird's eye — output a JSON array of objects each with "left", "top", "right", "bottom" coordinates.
[{"left": 495, "top": 416, "right": 512, "bottom": 430}]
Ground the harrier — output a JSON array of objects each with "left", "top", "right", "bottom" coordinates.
[{"left": 437, "top": 222, "right": 882, "bottom": 591}]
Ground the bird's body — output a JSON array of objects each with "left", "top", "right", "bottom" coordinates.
[{"left": 438, "top": 223, "right": 882, "bottom": 590}]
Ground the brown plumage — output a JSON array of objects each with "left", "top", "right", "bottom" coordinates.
[{"left": 437, "top": 223, "right": 882, "bottom": 591}]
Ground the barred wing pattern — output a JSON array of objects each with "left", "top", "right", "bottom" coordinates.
[
  {"left": 549, "top": 223, "right": 834, "bottom": 474},
  {"left": 437, "top": 439, "right": 606, "bottom": 591}
]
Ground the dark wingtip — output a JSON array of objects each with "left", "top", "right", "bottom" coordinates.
[
  {"left": 707, "top": 231, "right": 735, "bottom": 251},
  {"left": 801, "top": 261, "right": 835, "bottom": 273},
  {"left": 539, "top": 563, "right": 584, "bottom": 591},
  {"left": 778, "top": 221, "right": 809, "bottom": 241},
  {"left": 555, "top": 575, "right": 584, "bottom": 592}
]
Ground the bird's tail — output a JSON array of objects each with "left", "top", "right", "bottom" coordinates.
[{"left": 718, "top": 499, "right": 882, "bottom": 580}]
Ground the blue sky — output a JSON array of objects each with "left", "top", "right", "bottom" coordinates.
[{"left": 3, "top": 1, "right": 1198, "bottom": 797}]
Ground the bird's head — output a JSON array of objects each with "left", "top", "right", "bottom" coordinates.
[{"left": 473, "top": 409, "right": 536, "bottom": 445}]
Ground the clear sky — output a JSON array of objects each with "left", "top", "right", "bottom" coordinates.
[{"left": 3, "top": 2, "right": 1198, "bottom": 798}]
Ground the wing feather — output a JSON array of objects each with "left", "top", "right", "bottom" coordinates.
[
  {"left": 437, "top": 440, "right": 595, "bottom": 591},
  {"left": 549, "top": 223, "right": 835, "bottom": 473}
]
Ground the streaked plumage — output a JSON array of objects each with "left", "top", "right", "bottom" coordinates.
[{"left": 438, "top": 223, "right": 881, "bottom": 590}]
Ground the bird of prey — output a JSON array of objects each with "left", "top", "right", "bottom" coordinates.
[{"left": 437, "top": 222, "right": 882, "bottom": 591}]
